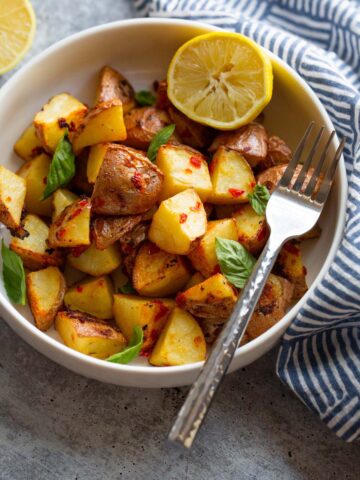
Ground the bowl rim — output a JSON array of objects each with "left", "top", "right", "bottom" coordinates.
[{"left": 0, "top": 17, "right": 348, "bottom": 377}]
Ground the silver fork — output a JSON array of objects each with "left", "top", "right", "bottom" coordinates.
[{"left": 168, "top": 122, "right": 346, "bottom": 449}]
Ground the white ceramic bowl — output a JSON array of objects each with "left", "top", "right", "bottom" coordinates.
[{"left": 0, "top": 19, "right": 347, "bottom": 388}]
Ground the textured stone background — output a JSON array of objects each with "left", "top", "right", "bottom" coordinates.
[{"left": 0, "top": 1, "right": 359, "bottom": 479}]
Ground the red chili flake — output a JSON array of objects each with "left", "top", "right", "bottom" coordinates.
[
  {"left": 98, "top": 279, "right": 104, "bottom": 287},
  {"left": 194, "top": 336, "right": 203, "bottom": 347},
  {"left": 185, "top": 168, "right": 193, "bottom": 174},
  {"left": 190, "top": 201, "right": 201, "bottom": 212},
  {"left": 284, "top": 242, "right": 300, "bottom": 255},
  {"left": 31, "top": 146, "right": 44, "bottom": 157},
  {"left": 190, "top": 156, "right": 202, "bottom": 169},
  {"left": 249, "top": 181, "right": 256, "bottom": 188},
  {"left": 71, "top": 245, "right": 88, "bottom": 257},
  {"left": 179, "top": 213, "right": 188, "bottom": 224},
  {"left": 176, "top": 293, "right": 186, "bottom": 307},
  {"left": 56, "top": 228, "right": 66, "bottom": 240},
  {"left": 42, "top": 177, "right": 47, "bottom": 185},
  {"left": 58, "top": 117, "right": 69, "bottom": 129},
  {"left": 228, "top": 188, "right": 245, "bottom": 198},
  {"left": 76, "top": 285, "right": 84, "bottom": 293},
  {"left": 68, "top": 121, "right": 77, "bottom": 132},
  {"left": 212, "top": 264, "right": 221, "bottom": 275},
  {"left": 78, "top": 198, "right": 89, "bottom": 207},
  {"left": 131, "top": 172, "right": 145, "bottom": 191},
  {"left": 147, "top": 243, "right": 160, "bottom": 255},
  {"left": 303, "top": 266, "right": 308, "bottom": 275},
  {"left": 256, "top": 225, "right": 268, "bottom": 242},
  {"left": 153, "top": 300, "right": 170, "bottom": 322}
]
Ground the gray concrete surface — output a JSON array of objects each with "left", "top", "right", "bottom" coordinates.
[{"left": 0, "top": 1, "right": 359, "bottom": 479}]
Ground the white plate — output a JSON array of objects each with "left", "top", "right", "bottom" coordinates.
[{"left": 0, "top": 19, "right": 347, "bottom": 387}]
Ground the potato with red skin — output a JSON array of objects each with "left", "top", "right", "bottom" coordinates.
[
  {"left": 257, "top": 164, "right": 320, "bottom": 194},
  {"left": 91, "top": 144, "right": 164, "bottom": 215},
  {"left": 155, "top": 80, "right": 171, "bottom": 110},
  {"left": 95, "top": 66, "right": 135, "bottom": 113},
  {"left": 167, "top": 106, "right": 212, "bottom": 149},
  {"left": 266, "top": 136, "right": 292, "bottom": 165},
  {"left": 93, "top": 213, "right": 148, "bottom": 250}
]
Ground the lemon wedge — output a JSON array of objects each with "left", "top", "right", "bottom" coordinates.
[
  {"left": 0, "top": 0, "right": 36, "bottom": 75},
  {"left": 167, "top": 32, "right": 273, "bottom": 130}
]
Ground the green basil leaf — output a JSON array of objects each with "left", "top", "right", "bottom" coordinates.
[
  {"left": 248, "top": 184, "right": 270, "bottom": 216},
  {"left": 215, "top": 237, "right": 256, "bottom": 289},
  {"left": 135, "top": 90, "right": 156, "bottom": 106},
  {"left": 107, "top": 325, "right": 143, "bottom": 364},
  {"left": 42, "top": 133, "right": 75, "bottom": 199},
  {"left": 147, "top": 124, "right": 176, "bottom": 162},
  {"left": 1, "top": 240, "right": 26, "bottom": 305},
  {"left": 118, "top": 281, "right": 136, "bottom": 294}
]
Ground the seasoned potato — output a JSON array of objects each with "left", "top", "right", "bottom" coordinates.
[
  {"left": 34, "top": 93, "right": 88, "bottom": 152},
  {"left": 55, "top": 310, "right": 127, "bottom": 359},
  {"left": 150, "top": 307, "right": 206, "bottom": 366},
  {"left": 155, "top": 79, "right": 171, "bottom": 110},
  {"left": 72, "top": 100, "right": 127, "bottom": 152},
  {"left": 26, "top": 267, "right": 66, "bottom": 331},
  {"left": 275, "top": 241, "right": 308, "bottom": 300},
  {"left": 209, "top": 123, "right": 268, "bottom": 167},
  {"left": 257, "top": 164, "right": 320, "bottom": 194},
  {"left": 197, "top": 316, "right": 226, "bottom": 344},
  {"left": 133, "top": 241, "right": 191, "bottom": 297},
  {"left": 233, "top": 204, "right": 269, "bottom": 255},
  {"left": 156, "top": 144, "right": 212, "bottom": 201},
  {"left": 95, "top": 66, "right": 135, "bottom": 113},
  {"left": 64, "top": 276, "right": 114, "bottom": 319},
  {"left": 48, "top": 198, "right": 91, "bottom": 248},
  {"left": 14, "top": 124, "right": 44, "bottom": 162},
  {"left": 176, "top": 273, "right": 237, "bottom": 319},
  {"left": 64, "top": 262, "right": 87, "bottom": 287},
  {"left": 188, "top": 219, "right": 238, "bottom": 278},
  {"left": 67, "top": 241, "right": 122, "bottom": 276},
  {"left": 87, "top": 143, "right": 108, "bottom": 183},
  {"left": 113, "top": 294, "right": 175, "bottom": 353},
  {"left": 208, "top": 147, "right": 256, "bottom": 204},
  {"left": 167, "top": 106, "right": 212, "bottom": 149},
  {"left": 17, "top": 154, "right": 53, "bottom": 217},
  {"left": 299, "top": 223, "right": 322, "bottom": 241},
  {"left": 91, "top": 144, "right": 164, "bottom": 215},
  {"left": 10, "top": 214, "right": 64, "bottom": 269},
  {"left": 266, "top": 136, "right": 292, "bottom": 166},
  {"left": 184, "top": 272, "right": 205, "bottom": 290},
  {"left": 149, "top": 188, "right": 207, "bottom": 255},
  {"left": 93, "top": 213, "right": 147, "bottom": 250},
  {"left": 246, "top": 274, "right": 294, "bottom": 339},
  {"left": 52, "top": 188, "right": 78, "bottom": 221},
  {"left": 0, "top": 166, "right": 26, "bottom": 230}
]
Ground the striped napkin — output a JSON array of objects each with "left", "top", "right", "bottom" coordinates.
[{"left": 133, "top": 0, "right": 360, "bottom": 441}]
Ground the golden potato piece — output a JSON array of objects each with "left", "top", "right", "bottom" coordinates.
[
  {"left": 64, "top": 276, "right": 114, "bottom": 319},
  {"left": 48, "top": 198, "right": 91, "bottom": 248},
  {"left": 0, "top": 166, "right": 26, "bottom": 230},
  {"left": 72, "top": 100, "right": 126, "bottom": 152},
  {"left": 34, "top": 93, "right": 88, "bottom": 152},
  {"left": 275, "top": 241, "right": 308, "bottom": 300},
  {"left": 233, "top": 204, "right": 269, "bottom": 255},
  {"left": 26, "top": 266, "right": 66, "bottom": 331},
  {"left": 113, "top": 294, "right": 175, "bottom": 353},
  {"left": 10, "top": 214, "right": 64, "bottom": 270},
  {"left": 133, "top": 241, "right": 191, "bottom": 297},
  {"left": 14, "top": 124, "right": 44, "bottom": 162},
  {"left": 67, "top": 241, "right": 122, "bottom": 276},
  {"left": 149, "top": 188, "right": 207, "bottom": 255},
  {"left": 156, "top": 144, "right": 212, "bottom": 201},
  {"left": 87, "top": 143, "right": 108, "bottom": 183},
  {"left": 176, "top": 273, "right": 237, "bottom": 319},
  {"left": 55, "top": 310, "right": 127, "bottom": 359},
  {"left": 208, "top": 147, "right": 256, "bottom": 204},
  {"left": 150, "top": 307, "right": 206, "bottom": 366},
  {"left": 95, "top": 66, "right": 135, "bottom": 113},
  {"left": 188, "top": 219, "right": 238, "bottom": 278},
  {"left": 17, "top": 154, "right": 53, "bottom": 217},
  {"left": 52, "top": 188, "right": 79, "bottom": 221}
]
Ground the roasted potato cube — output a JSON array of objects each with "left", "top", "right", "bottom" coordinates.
[
  {"left": 64, "top": 262, "right": 87, "bottom": 287},
  {"left": 113, "top": 294, "right": 175, "bottom": 353},
  {"left": 72, "top": 100, "right": 126, "bottom": 152},
  {"left": 93, "top": 213, "right": 148, "bottom": 250},
  {"left": 208, "top": 147, "right": 256, "bottom": 204},
  {"left": 48, "top": 198, "right": 91, "bottom": 248},
  {"left": 0, "top": 166, "right": 26, "bottom": 229},
  {"left": 156, "top": 144, "right": 212, "bottom": 201},
  {"left": 52, "top": 188, "right": 79, "bottom": 221},
  {"left": 34, "top": 93, "right": 88, "bottom": 152},
  {"left": 133, "top": 241, "right": 191, "bottom": 297},
  {"left": 95, "top": 66, "right": 135, "bottom": 113},
  {"left": 26, "top": 267, "right": 66, "bottom": 331},
  {"left": 176, "top": 273, "right": 237, "bottom": 319},
  {"left": 149, "top": 188, "right": 207, "bottom": 255},
  {"left": 246, "top": 274, "right": 294, "bottom": 339},
  {"left": 188, "top": 219, "right": 238, "bottom": 278},
  {"left": 17, "top": 154, "right": 53, "bottom": 217},
  {"left": 10, "top": 214, "right": 64, "bottom": 270},
  {"left": 149, "top": 307, "right": 206, "bottom": 366},
  {"left": 87, "top": 143, "right": 108, "bottom": 183},
  {"left": 64, "top": 276, "right": 114, "bottom": 319},
  {"left": 67, "top": 241, "right": 122, "bottom": 276},
  {"left": 275, "top": 241, "right": 308, "bottom": 300},
  {"left": 257, "top": 164, "right": 320, "bottom": 194},
  {"left": 233, "top": 204, "right": 269, "bottom": 255},
  {"left": 266, "top": 136, "right": 292, "bottom": 166},
  {"left": 14, "top": 124, "right": 44, "bottom": 162},
  {"left": 55, "top": 310, "right": 127, "bottom": 359},
  {"left": 167, "top": 106, "right": 212, "bottom": 149},
  {"left": 184, "top": 272, "right": 205, "bottom": 290}
]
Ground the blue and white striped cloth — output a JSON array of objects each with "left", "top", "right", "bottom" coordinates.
[{"left": 133, "top": 0, "right": 360, "bottom": 441}]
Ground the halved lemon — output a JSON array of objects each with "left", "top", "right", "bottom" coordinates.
[
  {"left": 0, "top": 0, "right": 36, "bottom": 75},
  {"left": 167, "top": 32, "right": 273, "bottom": 130}
]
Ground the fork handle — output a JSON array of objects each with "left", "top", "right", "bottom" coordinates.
[{"left": 168, "top": 234, "right": 284, "bottom": 449}]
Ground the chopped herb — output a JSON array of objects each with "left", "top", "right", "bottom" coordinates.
[
  {"left": 248, "top": 184, "right": 270, "bottom": 216},
  {"left": 135, "top": 90, "right": 156, "bottom": 106},
  {"left": 118, "top": 281, "right": 136, "bottom": 294},
  {"left": 147, "top": 124, "right": 175, "bottom": 162},
  {"left": 107, "top": 325, "right": 143, "bottom": 364},
  {"left": 1, "top": 240, "right": 26, "bottom": 305}
]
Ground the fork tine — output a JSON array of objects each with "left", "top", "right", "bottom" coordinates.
[
  {"left": 303, "top": 131, "right": 335, "bottom": 197},
  {"left": 292, "top": 126, "right": 325, "bottom": 192},
  {"left": 278, "top": 121, "right": 314, "bottom": 189},
  {"left": 314, "top": 137, "right": 346, "bottom": 205}
]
